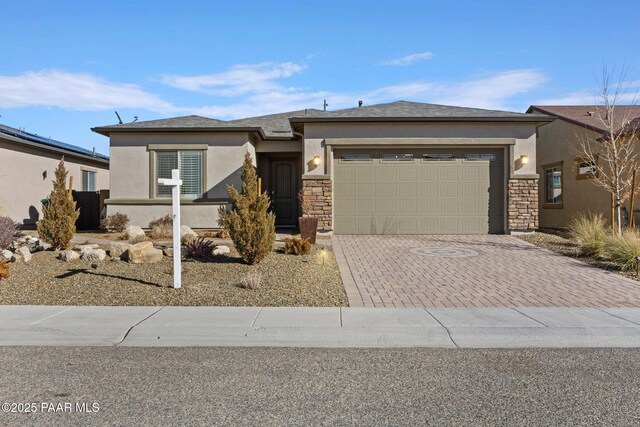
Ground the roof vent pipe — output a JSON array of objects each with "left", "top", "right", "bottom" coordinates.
[
  {"left": 323, "top": 99, "right": 328, "bottom": 111},
  {"left": 358, "top": 100, "right": 363, "bottom": 107},
  {"left": 92, "top": 147, "right": 96, "bottom": 157}
]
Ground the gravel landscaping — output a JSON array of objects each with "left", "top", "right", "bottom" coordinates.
[
  {"left": 517, "top": 231, "right": 639, "bottom": 281},
  {"left": 0, "top": 245, "right": 347, "bottom": 306}
]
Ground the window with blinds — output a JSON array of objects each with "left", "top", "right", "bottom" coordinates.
[{"left": 156, "top": 150, "right": 203, "bottom": 198}]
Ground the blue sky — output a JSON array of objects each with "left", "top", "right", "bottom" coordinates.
[{"left": 1, "top": 0, "right": 639, "bottom": 154}]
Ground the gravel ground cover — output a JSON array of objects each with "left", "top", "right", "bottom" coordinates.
[
  {"left": 0, "top": 245, "right": 347, "bottom": 306},
  {"left": 517, "top": 231, "right": 638, "bottom": 281}
]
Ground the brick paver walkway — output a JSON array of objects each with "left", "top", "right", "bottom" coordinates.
[{"left": 332, "top": 235, "right": 640, "bottom": 308}]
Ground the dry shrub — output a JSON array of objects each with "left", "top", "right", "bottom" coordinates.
[
  {"left": 240, "top": 273, "right": 261, "bottom": 290},
  {"left": 218, "top": 153, "right": 275, "bottom": 265},
  {"left": 37, "top": 158, "right": 80, "bottom": 249},
  {"left": 184, "top": 237, "right": 215, "bottom": 259},
  {"left": 215, "top": 229, "right": 231, "bottom": 239},
  {"left": 568, "top": 213, "right": 607, "bottom": 257},
  {"left": 0, "top": 260, "right": 9, "bottom": 280},
  {"left": 118, "top": 233, "right": 130, "bottom": 241},
  {"left": 605, "top": 230, "right": 640, "bottom": 270},
  {"left": 283, "top": 236, "right": 312, "bottom": 255},
  {"left": 100, "top": 213, "right": 129, "bottom": 233},
  {"left": 0, "top": 216, "right": 20, "bottom": 250},
  {"left": 148, "top": 215, "right": 173, "bottom": 238}
]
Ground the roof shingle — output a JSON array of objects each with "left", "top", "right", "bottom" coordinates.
[{"left": 528, "top": 105, "right": 640, "bottom": 134}]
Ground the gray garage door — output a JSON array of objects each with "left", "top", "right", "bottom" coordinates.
[{"left": 333, "top": 148, "right": 504, "bottom": 234}]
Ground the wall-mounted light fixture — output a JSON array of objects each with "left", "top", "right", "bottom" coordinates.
[
  {"left": 42, "top": 170, "right": 47, "bottom": 180},
  {"left": 312, "top": 155, "right": 321, "bottom": 166},
  {"left": 519, "top": 155, "right": 529, "bottom": 165}
]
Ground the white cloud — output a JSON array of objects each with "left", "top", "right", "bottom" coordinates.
[
  {"left": 382, "top": 51, "right": 434, "bottom": 66},
  {"left": 159, "top": 62, "right": 305, "bottom": 96},
  {"left": 0, "top": 70, "right": 176, "bottom": 112},
  {"left": 181, "top": 68, "right": 547, "bottom": 118}
]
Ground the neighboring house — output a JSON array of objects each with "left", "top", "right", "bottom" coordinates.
[
  {"left": 92, "top": 101, "right": 552, "bottom": 234},
  {"left": 527, "top": 105, "right": 640, "bottom": 229},
  {"left": 0, "top": 124, "right": 109, "bottom": 227}
]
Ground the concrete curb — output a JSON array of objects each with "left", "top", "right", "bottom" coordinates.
[{"left": 2, "top": 306, "right": 640, "bottom": 348}]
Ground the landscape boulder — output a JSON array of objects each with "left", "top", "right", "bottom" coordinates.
[
  {"left": 180, "top": 225, "right": 198, "bottom": 239},
  {"left": 109, "top": 242, "right": 132, "bottom": 259},
  {"left": 125, "top": 225, "right": 146, "bottom": 240},
  {"left": 125, "top": 241, "right": 163, "bottom": 264},
  {"left": 1, "top": 249, "right": 15, "bottom": 262},
  {"left": 212, "top": 245, "right": 230, "bottom": 256},
  {"left": 74, "top": 244, "right": 100, "bottom": 254},
  {"left": 37, "top": 242, "right": 52, "bottom": 251},
  {"left": 82, "top": 248, "right": 107, "bottom": 262},
  {"left": 58, "top": 250, "right": 80, "bottom": 262},
  {"left": 16, "top": 246, "right": 31, "bottom": 262}
]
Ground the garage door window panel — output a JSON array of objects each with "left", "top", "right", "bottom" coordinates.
[{"left": 381, "top": 153, "right": 414, "bottom": 162}]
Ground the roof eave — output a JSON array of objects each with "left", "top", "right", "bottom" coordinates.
[
  {"left": 288, "top": 116, "right": 555, "bottom": 124},
  {"left": 1, "top": 133, "right": 109, "bottom": 164},
  {"left": 91, "top": 125, "right": 264, "bottom": 137}
]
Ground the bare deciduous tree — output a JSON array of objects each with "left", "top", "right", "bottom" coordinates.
[{"left": 574, "top": 65, "right": 640, "bottom": 234}]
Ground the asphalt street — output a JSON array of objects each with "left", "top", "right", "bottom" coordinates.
[{"left": 1, "top": 347, "right": 639, "bottom": 426}]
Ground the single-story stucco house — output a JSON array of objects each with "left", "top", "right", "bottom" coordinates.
[
  {"left": 0, "top": 124, "right": 109, "bottom": 227},
  {"left": 527, "top": 105, "right": 640, "bottom": 229},
  {"left": 92, "top": 101, "right": 553, "bottom": 234}
]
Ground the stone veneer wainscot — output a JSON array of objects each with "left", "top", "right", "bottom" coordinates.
[
  {"left": 508, "top": 177, "right": 539, "bottom": 231},
  {"left": 302, "top": 177, "right": 332, "bottom": 231}
]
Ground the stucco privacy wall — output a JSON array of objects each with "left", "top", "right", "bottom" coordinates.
[
  {"left": 0, "top": 140, "right": 108, "bottom": 226},
  {"left": 536, "top": 117, "right": 612, "bottom": 229},
  {"left": 107, "top": 131, "right": 253, "bottom": 228},
  {"left": 301, "top": 121, "right": 538, "bottom": 232}
]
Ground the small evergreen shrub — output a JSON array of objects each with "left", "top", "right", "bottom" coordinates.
[
  {"left": 218, "top": 153, "right": 276, "bottom": 265},
  {"left": 184, "top": 237, "right": 215, "bottom": 259},
  {"left": 568, "top": 213, "right": 607, "bottom": 257},
  {"left": 605, "top": 230, "right": 640, "bottom": 270},
  {"left": 37, "top": 158, "right": 80, "bottom": 250},
  {"left": 283, "top": 236, "right": 312, "bottom": 255},
  {"left": 0, "top": 216, "right": 20, "bottom": 250},
  {"left": 0, "top": 260, "right": 9, "bottom": 280},
  {"left": 100, "top": 213, "right": 129, "bottom": 233},
  {"left": 148, "top": 214, "right": 173, "bottom": 238}
]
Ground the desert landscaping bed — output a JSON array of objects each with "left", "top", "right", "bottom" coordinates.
[
  {"left": 517, "top": 231, "right": 639, "bottom": 281},
  {"left": 0, "top": 245, "right": 347, "bottom": 307}
]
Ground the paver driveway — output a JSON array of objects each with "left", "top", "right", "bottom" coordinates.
[{"left": 332, "top": 235, "right": 640, "bottom": 308}]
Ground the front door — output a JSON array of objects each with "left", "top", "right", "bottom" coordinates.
[{"left": 269, "top": 159, "right": 298, "bottom": 227}]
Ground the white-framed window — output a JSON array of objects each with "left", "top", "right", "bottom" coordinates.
[
  {"left": 576, "top": 159, "right": 597, "bottom": 178},
  {"left": 82, "top": 170, "right": 96, "bottom": 191},
  {"left": 155, "top": 150, "right": 203, "bottom": 198},
  {"left": 381, "top": 153, "right": 414, "bottom": 162},
  {"left": 544, "top": 164, "right": 563, "bottom": 206}
]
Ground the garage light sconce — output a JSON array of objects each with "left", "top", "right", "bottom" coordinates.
[
  {"left": 42, "top": 170, "right": 47, "bottom": 180},
  {"left": 519, "top": 155, "right": 529, "bottom": 165},
  {"left": 312, "top": 155, "right": 321, "bottom": 166}
]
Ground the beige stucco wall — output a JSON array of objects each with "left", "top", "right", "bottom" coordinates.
[
  {"left": 107, "top": 131, "right": 254, "bottom": 228},
  {"left": 536, "top": 118, "right": 613, "bottom": 228},
  {"left": 0, "top": 138, "right": 109, "bottom": 226},
  {"left": 302, "top": 122, "right": 538, "bottom": 177}
]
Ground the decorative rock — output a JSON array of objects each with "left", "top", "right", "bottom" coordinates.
[
  {"left": 37, "top": 242, "right": 52, "bottom": 251},
  {"left": 180, "top": 225, "right": 198, "bottom": 239},
  {"left": 27, "top": 237, "right": 40, "bottom": 245},
  {"left": 125, "top": 241, "right": 162, "bottom": 264},
  {"left": 162, "top": 247, "right": 173, "bottom": 257},
  {"left": 109, "top": 242, "right": 132, "bottom": 259},
  {"left": 1, "top": 249, "right": 15, "bottom": 262},
  {"left": 212, "top": 245, "right": 230, "bottom": 256},
  {"left": 125, "top": 225, "right": 146, "bottom": 239},
  {"left": 16, "top": 246, "right": 31, "bottom": 262},
  {"left": 82, "top": 249, "right": 107, "bottom": 262},
  {"left": 74, "top": 244, "right": 100, "bottom": 254},
  {"left": 58, "top": 250, "right": 80, "bottom": 262}
]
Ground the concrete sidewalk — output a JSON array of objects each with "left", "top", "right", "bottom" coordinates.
[{"left": 2, "top": 306, "right": 640, "bottom": 348}]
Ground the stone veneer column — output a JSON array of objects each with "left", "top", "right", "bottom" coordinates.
[
  {"left": 508, "top": 177, "right": 539, "bottom": 232},
  {"left": 302, "top": 178, "right": 332, "bottom": 231}
]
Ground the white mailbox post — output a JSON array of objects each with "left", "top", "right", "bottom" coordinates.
[{"left": 157, "top": 169, "right": 182, "bottom": 289}]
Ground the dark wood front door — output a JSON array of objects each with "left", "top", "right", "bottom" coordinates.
[{"left": 269, "top": 159, "right": 298, "bottom": 226}]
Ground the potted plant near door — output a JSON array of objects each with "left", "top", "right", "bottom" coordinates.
[{"left": 298, "top": 189, "right": 318, "bottom": 244}]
